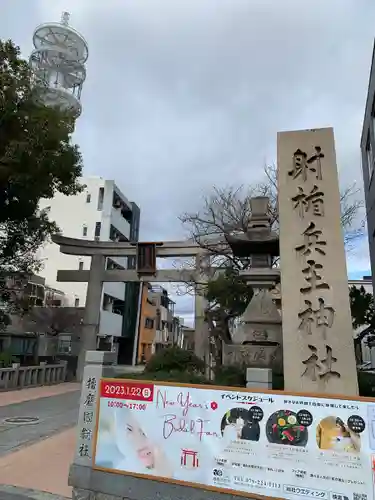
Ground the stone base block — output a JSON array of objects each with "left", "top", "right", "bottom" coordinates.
[
  {"left": 69, "top": 463, "right": 260, "bottom": 500},
  {"left": 85, "top": 350, "right": 117, "bottom": 366},
  {"left": 246, "top": 381, "right": 271, "bottom": 390},
  {"left": 246, "top": 367, "right": 272, "bottom": 390}
]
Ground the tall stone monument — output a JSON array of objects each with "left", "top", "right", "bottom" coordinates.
[{"left": 278, "top": 127, "right": 358, "bottom": 395}]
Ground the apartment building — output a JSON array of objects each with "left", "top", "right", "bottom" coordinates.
[
  {"left": 180, "top": 325, "right": 195, "bottom": 351},
  {"left": 361, "top": 40, "right": 375, "bottom": 292},
  {"left": 136, "top": 284, "right": 189, "bottom": 363},
  {"left": 0, "top": 274, "right": 74, "bottom": 360},
  {"left": 149, "top": 285, "right": 175, "bottom": 350},
  {"left": 38, "top": 176, "right": 140, "bottom": 362},
  {"left": 136, "top": 283, "right": 157, "bottom": 363}
]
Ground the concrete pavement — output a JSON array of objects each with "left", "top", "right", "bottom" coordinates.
[
  {"left": 0, "top": 388, "right": 80, "bottom": 456},
  {"left": 0, "top": 384, "right": 80, "bottom": 407},
  {"left": 0, "top": 367, "right": 144, "bottom": 498},
  {"left": 0, "top": 428, "right": 75, "bottom": 498},
  {"left": 0, "top": 485, "right": 68, "bottom": 500},
  {"left": 0, "top": 384, "right": 81, "bottom": 498}
]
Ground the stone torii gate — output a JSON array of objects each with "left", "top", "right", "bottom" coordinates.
[{"left": 52, "top": 235, "right": 211, "bottom": 380}]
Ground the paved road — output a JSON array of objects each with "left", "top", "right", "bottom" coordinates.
[
  {"left": 0, "top": 485, "right": 68, "bottom": 500},
  {"left": 0, "top": 390, "right": 80, "bottom": 456}
]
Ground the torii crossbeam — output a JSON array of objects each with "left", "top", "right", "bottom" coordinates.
[{"left": 52, "top": 235, "right": 211, "bottom": 381}]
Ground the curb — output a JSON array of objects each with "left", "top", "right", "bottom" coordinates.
[{"left": 0, "top": 485, "right": 69, "bottom": 500}]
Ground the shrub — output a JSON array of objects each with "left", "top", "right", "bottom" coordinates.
[
  {"left": 214, "top": 365, "right": 246, "bottom": 387},
  {"left": 0, "top": 352, "right": 19, "bottom": 368},
  {"left": 144, "top": 346, "right": 205, "bottom": 374},
  {"left": 117, "top": 370, "right": 210, "bottom": 385},
  {"left": 358, "top": 370, "right": 375, "bottom": 397},
  {"left": 272, "top": 372, "right": 284, "bottom": 391}
]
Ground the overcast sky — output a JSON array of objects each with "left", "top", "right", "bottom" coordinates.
[{"left": 2, "top": 0, "right": 374, "bottom": 324}]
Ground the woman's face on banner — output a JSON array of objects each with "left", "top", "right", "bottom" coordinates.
[{"left": 124, "top": 422, "right": 155, "bottom": 469}]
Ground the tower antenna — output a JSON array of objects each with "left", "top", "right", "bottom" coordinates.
[
  {"left": 29, "top": 12, "right": 88, "bottom": 120},
  {"left": 61, "top": 12, "right": 70, "bottom": 26}
]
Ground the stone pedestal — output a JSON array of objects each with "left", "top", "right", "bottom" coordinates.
[
  {"left": 246, "top": 367, "right": 272, "bottom": 390},
  {"left": 70, "top": 350, "right": 116, "bottom": 472},
  {"left": 224, "top": 288, "right": 283, "bottom": 373},
  {"left": 278, "top": 127, "right": 358, "bottom": 395},
  {"left": 222, "top": 343, "right": 280, "bottom": 371}
]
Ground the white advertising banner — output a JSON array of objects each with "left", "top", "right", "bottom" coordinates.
[{"left": 93, "top": 378, "right": 375, "bottom": 500}]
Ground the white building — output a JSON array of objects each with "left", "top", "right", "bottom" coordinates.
[{"left": 38, "top": 176, "right": 140, "bottom": 349}]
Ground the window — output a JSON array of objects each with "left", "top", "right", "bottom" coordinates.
[
  {"left": 145, "top": 318, "right": 154, "bottom": 329},
  {"left": 366, "top": 135, "right": 374, "bottom": 180},
  {"left": 78, "top": 261, "right": 84, "bottom": 270},
  {"left": 82, "top": 225, "right": 88, "bottom": 237},
  {"left": 86, "top": 193, "right": 91, "bottom": 203},
  {"left": 95, "top": 222, "right": 101, "bottom": 239},
  {"left": 75, "top": 298, "right": 80, "bottom": 307},
  {"left": 97, "top": 187, "right": 104, "bottom": 210}
]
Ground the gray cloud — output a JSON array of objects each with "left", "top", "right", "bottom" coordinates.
[{"left": 2, "top": 0, "right": 373, "bottom": 322}]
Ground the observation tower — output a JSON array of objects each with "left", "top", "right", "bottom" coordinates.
[{"left": 29, "top": 12, "right": 88, "bottom": 119}]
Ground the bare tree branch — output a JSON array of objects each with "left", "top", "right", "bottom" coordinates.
[{"left": 180, "top": 164, "right": 364, "bottom": 264}]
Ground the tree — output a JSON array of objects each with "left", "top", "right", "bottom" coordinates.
[
  {"left": 178, "top": 164, "right": 364, "bottom": 362},
  {"left": 0, "top": 40, "right": 84, "bottom": 326},
  {"left": 27, "top": 306, "right": 84, "bottom": 360},
  {"left": 349, "top": 285, "right": 375, "bottom": 330},
  {"left": 204, "top": 266, "right": 253, "bottom": 365},
  {"left": 180, "top": 164, "right": 364, "bottom": 265},
  {"left": 27, "top": 306, "right": 84, "bottom": 337},
  {"left": 8, "top": 306, "right": 84, "bottom": 362},
  {"left": 349, "top": 285, "right": 375, "bottom": 351}
]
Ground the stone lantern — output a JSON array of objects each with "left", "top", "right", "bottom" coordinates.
[{"left": 223, "top": 197, "right": 283, "bottom": 373}]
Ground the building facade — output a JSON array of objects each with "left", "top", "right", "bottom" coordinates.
[
  {"left": 135, "top": 284, "right": 188, "bottom": 363},
  {"left": 0, "top": 273, "right": 79, "bottom": 361},
  {"left": 361, "top": 40, "right": 375, "bottom": 291},
  {"left": 38, "top": 176, "right": 140, "bottom": 360},
  {"left": 149, "top": 285, "right": 175, "bottom": 350},
  {"left": 136, "top": 283, "right": 157, "bottom": 363},
  {"left": 180, "top": 325, "right": 195, "bottom": 351}
]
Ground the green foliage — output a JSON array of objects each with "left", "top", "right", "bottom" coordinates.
[
  {"left": 205, "top": 267, "right": 253, "bottom": 317},
  {"left": 0, "top": 40, "right": 84, "bottom": 326},
  {"left": 144, "top": 346, "right": 205, "bottom": 374},
  {"left": 358, "top": 371, "right": 375, "bottom": 397},
  {"left": 0, "top": 351, "right": 19, "bottom": 367},
  {"left": 349, "top": 285, "right": 375, "bottom": 329},
  {"left": 214, "top": 365, "right": 246, "bottom": 387},
  {"left": 0, "top": 40, "right": 84, "bottom": 213},
  {"left": 272, "top": 372, "right": 284, "bottom": 391}
]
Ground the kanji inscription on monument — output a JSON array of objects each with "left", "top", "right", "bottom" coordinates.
[{"left": 278, "top": 128, "right": 358, "bottom": 395}]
